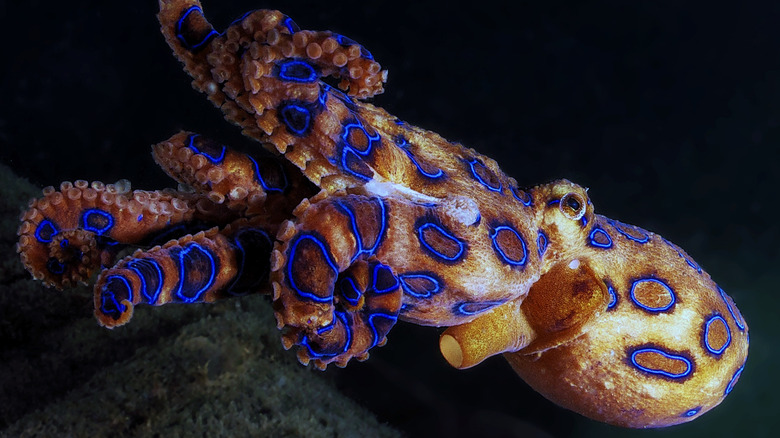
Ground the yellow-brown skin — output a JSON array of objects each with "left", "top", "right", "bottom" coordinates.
[{"left": 16, "top": 0, "right": 748, "bottom": 429}]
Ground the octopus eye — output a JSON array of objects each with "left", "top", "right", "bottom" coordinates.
[
  {"left": 560, "top": 192, "right": 586, "bottom": 221},
  {"left": 566, "top": 196, "right": 580, "bottom": 211}
]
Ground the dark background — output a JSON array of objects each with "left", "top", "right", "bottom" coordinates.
[{"left": 1, "top": 1, "right": 777, "bottom": 436}]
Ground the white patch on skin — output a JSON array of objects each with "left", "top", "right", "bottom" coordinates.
[
  {"left": 363, "top": 179, "right": 480, "bottom": 226},
  {"left": 441, "top": 197, "right": 480, "bottom": 226},
  {"left": 363, "top": 178, "right": 439, "bottom": 203},
  {"left": 642, "top": 382, "right": 663, "bottom": 399},
  {"left": 569, "top": 259, "right": 581, "bottom": 270}
]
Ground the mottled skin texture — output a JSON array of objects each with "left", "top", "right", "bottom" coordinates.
[{"left": 15, "top": 0, "right": 748, "bottom": 429}]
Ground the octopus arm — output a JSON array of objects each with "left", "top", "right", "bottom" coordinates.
[
  {"left": 16, "top": 178, "right": 227, "bottom": 289},
  {"left": 93, "top": 219, "right": 276, "bottom": 328},
  {"left": 158, "top": 0, "right": 388, "bottom": 192}
]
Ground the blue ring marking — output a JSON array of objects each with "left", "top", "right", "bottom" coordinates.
[
  {"left": 580, "top": 215, "right": 589, "bottom": 228},
  {"left": 339, "top": 119, "right": 381, "bottom": 180},
  {"left": 283, "top": 16, "right": 300, "bottom": 34},
  {"left": 337, "top": 276, "right": 362, "bottom": 307},
  {"left": 127, "top": 258, "right": 164, "bottom": 305},
  {"left": 674, "top": 240, "right": 702, "bottom": 273},
  {"left": 588, "top": 226, "right": 613, "bottom": 249},
  {"left": 455, "top": 301, "right": 504, "bottom": 316},
  {"left": 278, "top": 101, "right": 315, "bottom": 136},
  {"left": 301, "top": 311, "right": 351, "bottom": 358},
  {"left": 335, "top": 198, "right": 387, "bottom": 261},
  {"left": 611, "top": 220, "right": 650, "bottom": 243},
  {"left": 35, "top": 219, "right": 59, "bottom": 243},
  {"left": 371, "top": 263, "right": 399, "bottom": 294},
  {"left": 629, "top": 347, "right": 693, "bottom": 379},
  {"left": 81, "top": 209, "right": 114, "bottom": 235},
  {"left": 324, "top": 83, "right": 359, "bottom": 113},
  {"left": 606, "top": 279, "right": 618, "bottom": 309},
  {"left": 46, "top": 258, "right": 66, "bottom": 275},
  {"left": 334, "top": 34, "right": 357, "bottom": 46},
  {"left": 417, "top": 221, "right": 466, "bottom": 262},
  {"left": 227, "top": 9, "right": 257, "bottom": 29},
  {"left": 629, "top": 278, "right": 676, "bottom": 312},
  {"left": 725, "top": 364, "right": 745, "bottom": 395},
  {"left": 186, "top": 134, "right": 226, "bottom": 164},
  {"left": 175, "top": 6, "right": 219, "bottom": 52},
  {"left": 336, "top": 200, "right": 361, "bottom": 258},
  {"left": 685, "top": 257, "right": 702, "bottom": 273},
  {"left": 247, "top": 155, "right": 287, "bottom": 193},
  {"left": 315, "top": 312, "right": 338, "bottom": 335},
  {"left": 399, "top": 272, "right": 442, "bottom": 298},
  {"left": 341, "top": 149, "right": 373, "bottom": 180},
  {"left": 95, "top": 235, "right": 119, "bottom": 249},
  {"left": 100, "top": 275, "right": 132, "bottom": 318},
  {"left": 341, "top": 119, "right": 381, "bottom": 154},
  {"left": 466, "top": 158, "right": 502, "bottom": 192},
  {"left": 275, "top": 59, "right": 318, "bottom": 83},
  {"left": 173, "top": 243, "right": 217, "bottom": 303},
  {"left": 60, "top": 238, "right": 69, "bottom": 248},
  {"left": 682, "top": 407, "right": 701, "bottom": 417},
  {"left": 369, "top": 199, "right": 388, "bottom": 254},
  {"left": 333, "top": 33, "right": 374, "bottom": 60},
  {"left": 718, "top": 286, "right": 746, "bottom": 331},
  {"left": 662, "top": 238, "right": 703, "bottom": 274},
  {"left": 511, "top": 186, "right": 532, "bottom": 206},
  {"left": 317, "top": 85, "right": 329, "bottom": 107},
  {"left": 547, "top": 199, "right": 560, "bottom": 207},
  {"left": 537, "top": 231, "right": 548, "bottom": 257},
  {"left": 286, "top": 233, "right": 339, "bottom": 303},
  {"left": 394, "top": 135, "right": 445, "bottom": 180},
  {"left": 490, "top": 225, "right": 527, "bottom": 267},
  {"left": 366, "top": 312, "right": 398, "bottom": 348},
  {"left": 703, "top": 314, "right": 732, "bottom": 355}
]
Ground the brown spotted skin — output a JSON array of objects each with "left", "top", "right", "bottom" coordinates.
[{"left": 14, "top": 0, "right": 747, "bottom": 429}]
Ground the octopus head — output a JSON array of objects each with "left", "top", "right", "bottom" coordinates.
[
  {"left": 440, "top": 179, "right": 748, "bottom": 427},
  {"left": 508, "top": 180, "right": 749, "bottom": 427}
]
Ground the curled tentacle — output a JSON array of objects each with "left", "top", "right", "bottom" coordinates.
[
  {"left": 94, "top": 218, "right": 276, "bottom": 328},
  {"left": 16, "top": 179, "right": 231, "bottom": 289},
  {"left": 16, "top": 131, "right": 311, "bottom": 323},
  {"left": 279, "top": 260, "right": 401, "bottom": 369},
  {"left": 152, "top": 131, "right": 317, "bottom": 216},
  {"left": 158, "top": 0, "right": 383, "bottom": 102},
  {"left": 158, "top": 0, "right": 392, "bottom": 192},
  {"left": 270, "top": 194, "right": 402, "bottom": 368}
]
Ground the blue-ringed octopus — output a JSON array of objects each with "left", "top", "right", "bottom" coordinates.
[{"left": 15, "top": 0, "right": 748, "bottom": 428}]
